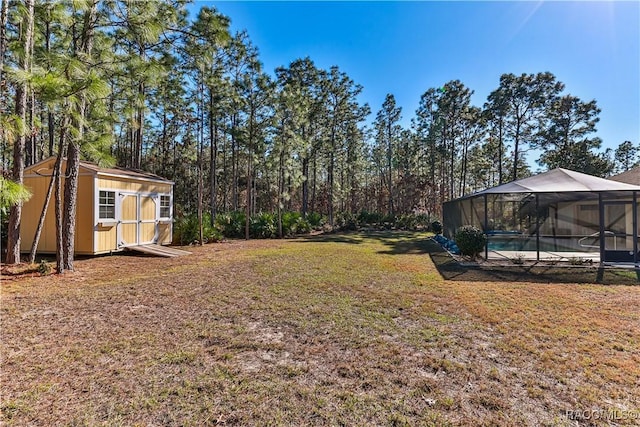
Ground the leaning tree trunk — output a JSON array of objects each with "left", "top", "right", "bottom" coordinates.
[{"left": 29, "top": 167, "right": 56, "bottom": 263}]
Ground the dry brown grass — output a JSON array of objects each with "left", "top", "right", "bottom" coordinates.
[{"left": 1, "top": 232, "right": 639, "bottom": 426}]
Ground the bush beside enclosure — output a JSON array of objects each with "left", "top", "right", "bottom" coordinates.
[{"left": 454, "top": 225, "right": 487, "bottom": 258}]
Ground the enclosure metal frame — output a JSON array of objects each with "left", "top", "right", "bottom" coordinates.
[{"left": 443, "top": 189, "right": 640, "bottom": 266}]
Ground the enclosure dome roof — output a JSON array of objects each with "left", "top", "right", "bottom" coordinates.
[{"left": 461, "top": 168, "right": 640, "bottom": 199}]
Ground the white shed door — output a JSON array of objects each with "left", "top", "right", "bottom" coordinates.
[
  {"left": 117, "top": 193, "right": 159, "bottom": 248},
  {"left": 119, "top": 193, "right": 139, "bottom": 247}
]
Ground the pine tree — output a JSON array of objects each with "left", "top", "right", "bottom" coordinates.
[
  {"left": 536, "top": 95, "right": 613, "bottom": 177},
  {"left": 614, "top": 141, "right": 639, "bottom": 173},
  {"left": 373, "top": 94, "right": 402, "bottom": 215},
  {"left": 5, "top": 0, "right": 34, "bottom": 264}
]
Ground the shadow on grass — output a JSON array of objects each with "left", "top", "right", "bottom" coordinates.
[
  {"left": 295, "top": 232, "right": 367, "bottom": 245},
  {"left": 297, "top": 231, "right": 639, "bottom": 284},
  {"left": 427, "top": 239, "right": 640, "bottom": 285},
  {"left": 296, "top": 230, "right": 432, "bottom": 255}
]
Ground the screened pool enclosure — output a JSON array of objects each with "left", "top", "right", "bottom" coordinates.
[{"left": 442, "top": 168, "right": 640, "bottom": 264}]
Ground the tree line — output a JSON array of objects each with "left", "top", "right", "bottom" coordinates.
[{"left": 1, "top": 1, "right": 638, "bottom": 271}]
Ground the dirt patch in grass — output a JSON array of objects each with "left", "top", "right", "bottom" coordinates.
[{"left": 2, "top": 232, "right": 639, "bottom": 426}]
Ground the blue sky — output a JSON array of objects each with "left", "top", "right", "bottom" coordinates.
[{"left": 195, "top": 1, "right": 639, "bottom": 167}]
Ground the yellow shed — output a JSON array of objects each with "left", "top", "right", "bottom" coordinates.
[{"left": 21, "top": 156, "right": 174, "bottom": 255}]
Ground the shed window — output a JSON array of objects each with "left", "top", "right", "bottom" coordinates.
[
  {"left": 99, "top": 191, "right": 116, "bottom": 219},
  {"left": 160, "top": 195, "right": 171, "bottom": 218}
]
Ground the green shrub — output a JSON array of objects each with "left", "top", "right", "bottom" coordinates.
[
  {"left": 381, "top": 213, "right": 396, "bottom": 229},
  {"left": 454, "top": 225, "right": 487, "bottom": 258},
  {"left": 281, "top": 211, "right": 300, "bottom": 236},
  {"left": 173, "top": 213, "right": 223, "bottom": 245},
  {"left": 357, "top": 210, "right": 384, "bottom": 226},
  {"left": 0, "top": 209, "right": 8, "bottom": 252},
  {"left": 215, "top": 211, "right": 246, "bottom": 238},
  {"left": 211, "top": 211, "right": 312, "bottom": 239},
  {"left": 431, "top": 221, "right": 442, "bottom": 234},
  {"left": 294, "top": 216, "right": 311, "bottom": 234},
  {"left": 396, "top": 214, "right": 418, "bottom": 230},
  {"left": 177, "top": 211, "right": 313, "bottom": 241},
  {"left": 335, "top": 212, "right": 358, "bottom": 231},
  {"left": 251, "top": 212, "right": 276, "bottom": 238},
  {"left": 414, "top": 213, "right": 433, "bottom": 229},
  {"left": 38, "top": 259, "right": 52, "bottom": 275},
  {"left": 306, "top": 212, "right": 325, "bottom": 229}
]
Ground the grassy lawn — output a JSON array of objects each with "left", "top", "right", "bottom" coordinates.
[{"left": 1, "top": 231, "right": 639, "bottom": 426}]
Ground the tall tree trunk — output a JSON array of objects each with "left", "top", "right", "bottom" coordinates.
[
  {"left": 222, "top": 134, "right": 228, "bottom": 212},
  {"left": 0, "top": 0, "right": 8, "bottom": 169},
  {"left": 160, "top": 110, "right": 167, "bottom": 175},
  {"left": 245, "top": 110, "right": 255, "bottom": 240},
  {"left": 231, "top": 115, "right": 238, "bottom": 211},
  {"left": 0, "top": 0, "right": 8, "bottom": 86},
  {"left": 134, "top": 80, "right": 144, "bottom": 169},
  {"left": 197, "top": 143, "right": 204, "bottom": 245},
  {"left": 328, "top": 149, "right": 334, "bottom": 226},
  {"left": 62, "top": 141, "right": 80, "bottom": 271},
  {"left": 387, "top": 123, "right": 394, "bottom": 215},
  {"left": 26, "top": 91, "right": 35, "bottom": 166},
  {"left": 209, "top": 93, "right": 218, "bottom": 225},
  {"left": 45, "top": 20, "right": 54, "bottom": 157},
  {"left": 61, "top": 0, "right": 98, "bottom": 272},
  {"left": 54, "top": 124, "right": 66, "bottom": 273},
  {"left": 301, "top": 157, "right": 309, "bottom": 217},
  {"left": 512, "top": 112, "right": 522, "bottom": 182},
  {"left": 5, "top": 0, "right": 35, "bottom": 264},
  {"left": 197, "top": 76, "right": 204, "bottom": 245},
  {"left": 311, "top": 155, "right": 317, "bottom": 213},
  {"left": 497, "top": 120, "right": 504, "bottom": 184},
  {"left": 245, "top": 147, "right": 252, "bottom": 240},
  {"left": 277, "top": 132, "right": 285, "bottom": 239}
]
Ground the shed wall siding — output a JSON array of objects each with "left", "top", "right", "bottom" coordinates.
[
  {"left": 97, "top": 178, "right": 171, "bottom": 194},
  {"left": 158, "top": 223, "right": 171, "bottom": 244},
  {"left": 96, "top": 224, "right": 117, "bottom": 253},
  {"left": 75, "top": 174, "right": 94, "bottom": 253},
  {"left": 20, "top": 174, "right": 55, "bottom": 253},
  {"left": 21, "top": 173, "right": 95, "bottom": 254}
]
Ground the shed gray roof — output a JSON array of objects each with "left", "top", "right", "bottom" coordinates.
[{"left": 460, "top": 168, "right": 640, "bottom": 199}]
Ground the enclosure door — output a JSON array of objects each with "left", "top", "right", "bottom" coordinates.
[
  {"left": 602, "top": 201, "right": 636, "bottom": 263},
  {"left": 119, "top": 193, "right": 139, "bottom": 247}
]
